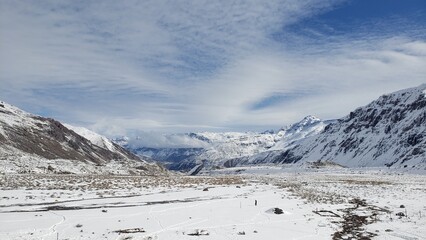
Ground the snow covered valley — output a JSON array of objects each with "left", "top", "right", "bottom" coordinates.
[{"left": 1, "top": 170, "right": 425, "bottom": 240}]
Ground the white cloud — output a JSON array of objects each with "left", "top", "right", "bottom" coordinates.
[
  {"left": 1, "top": 0, "right": 425, "bottom": 139},
  {"left": 127, "top": 132, "right": 211, "bottom": 149},
  {"left": 180, "top": 37, "right": 426, "bottom": 128}
]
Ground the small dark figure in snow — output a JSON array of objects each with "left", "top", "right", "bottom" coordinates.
[{"left": 255, "top": 200, "right": 258, "bottom": 206}]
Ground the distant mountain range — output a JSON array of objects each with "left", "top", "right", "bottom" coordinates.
[
  {"left": 0, "top": 102, "right": 166, "bottom": 175},
  {"left": 114, "top": 115, "right": 334, "bottom": 172},
  {"left": 2, "top": 84, "right": 425, "bottom": 175},
  {"left": 116, "top": 84, "right": 426, "bottom": 172}
]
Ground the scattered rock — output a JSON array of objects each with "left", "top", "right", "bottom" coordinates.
[
  {"left": 102, "top": 209, "right": 108, "bottom": 213},
  {"left": 114, "top": 228, "right": 145, "bottom": 234},
  {"left": 399, "top": 205, "right": 405, "bottom": 208},
  {"left": 266, "top": 207, "right": 285, "bottom": 215},
  {"left": 203, "top": 188, "right": 209, "bottom": 191},
  {"left": 396, "top": 212, "right": 405, "bottom": 217},
  {"left": 349, "top": 198, "right": 367, "bottom": 207},
  {"left": 274, "top": 208, "right": 284, "bottom": 214},
  {"left": 238, "top": 231, "right": 245, "bottom": 235},
  {"left": 75, "top": 224, "right": 83, "bottom": 228},
  {"left": 313, "top": 210, "right": 340, "bottom": 217},
  {"left": 187, "top": 229, "right": 209, "bottom": 236}
]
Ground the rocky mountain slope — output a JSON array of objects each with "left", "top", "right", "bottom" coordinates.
[
  {"left": 0, "top": 102, "right": 165, "bottom": 175},
  {"left": 226, "top": 84, "right": 426, "bottom": 171},
  {"left": 116, "top": 116, "right": 332, "bottom": 171}
]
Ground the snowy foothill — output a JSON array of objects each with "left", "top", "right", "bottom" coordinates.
[
  {"left": 0, "top": 169, "right": 425, "bottom": 240},
  {"left": 64, "top": 124, "right": 118, "bottom": 153}
]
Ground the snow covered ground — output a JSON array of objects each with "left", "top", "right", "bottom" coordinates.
[{"left": 0, "top": 170, "right": 425, "bottom": 240}]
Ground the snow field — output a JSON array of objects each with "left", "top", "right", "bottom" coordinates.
[
  {"left": 0, "top": 171, "right": 425, "bottom": 240},
  {"left": 0, "top": 187, "right": 334, "bottom": 240}
]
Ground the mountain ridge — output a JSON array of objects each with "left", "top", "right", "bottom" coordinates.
[
  {"left": 0, "top": 101, "right": 166, "bottom": 175},
  {"left": 225, "top": 84, "right": 426, "bottom": 170}
]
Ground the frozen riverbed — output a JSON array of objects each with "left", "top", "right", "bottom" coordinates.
[{"left": 0, "top": 170, "right": 425, "bottom": 240}]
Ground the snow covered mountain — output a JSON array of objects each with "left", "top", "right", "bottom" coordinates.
[
  {"left": 0, "top": 101, "right": 165, "bottom": 175},
  {"left": 63, "top": 124, "right": 137, "bottom": 160},
  {"left": 115, "top": 115, "right": 331, "bottom": 171},
  {"left": 270, "top": 115, "right": 333, "bottom": 151},
  {"left": 226, "top": 84, "right": 426, "bottom": 170}
]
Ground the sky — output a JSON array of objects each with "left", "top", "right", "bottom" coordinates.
[{"left": 1, "top": 0, "right": 426, "bottom": 138}]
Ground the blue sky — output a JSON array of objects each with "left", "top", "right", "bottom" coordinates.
[{"left": 1, "top": 0, "right": 426, "bottom": 137}]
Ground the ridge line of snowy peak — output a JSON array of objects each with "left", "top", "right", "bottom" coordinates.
[
  {"left": 280, "top": 115, "right": 320, "bottom": 130},
  {"left": 116, "top": 114, "right": 330, "bottom": 148}
]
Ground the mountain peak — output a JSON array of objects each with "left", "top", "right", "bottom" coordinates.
[
  {"left": 298, "top": 115, "right": 321, "bottom": 125},
  {"left": 279, "top": 115, "right": 321, "bottom": 132}
]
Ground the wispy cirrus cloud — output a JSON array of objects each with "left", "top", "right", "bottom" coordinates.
[{"left": 1, "top": 0, "right": 425, "bottom": 137}]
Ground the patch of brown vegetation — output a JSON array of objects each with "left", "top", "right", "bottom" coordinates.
[
  {"left": 332, "top": 198, "right": 390, "bottom": 240},
  {"left": 0, "top": 174, "right": 244, "bottom": 191},
  {"left": 340, "top": 179, "right": 391, "bottom": 186}
]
